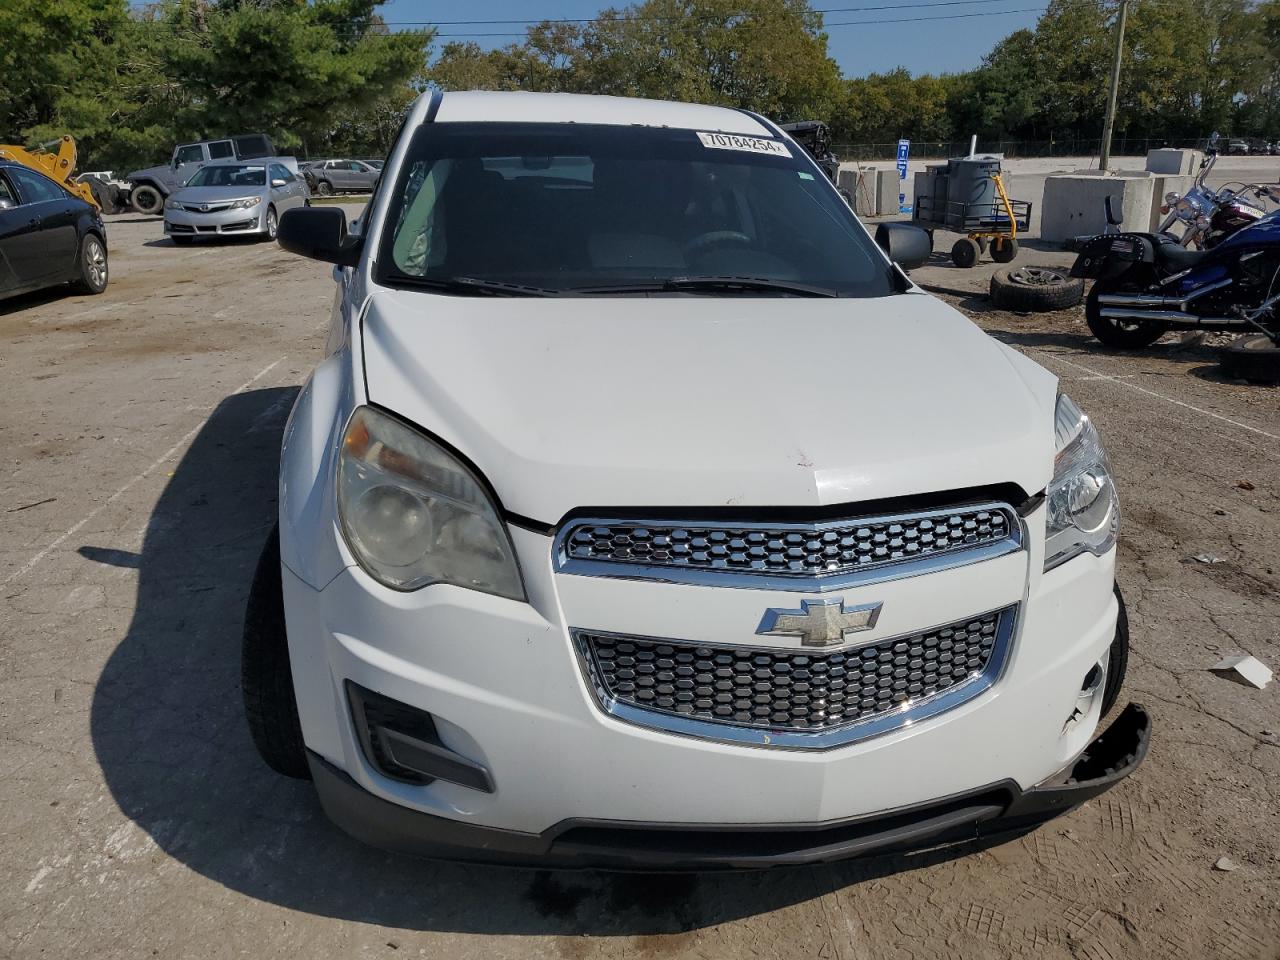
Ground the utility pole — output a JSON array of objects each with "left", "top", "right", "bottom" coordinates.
[{"left": 1099, "top": 0, "right": 1130, "bottom": 172}]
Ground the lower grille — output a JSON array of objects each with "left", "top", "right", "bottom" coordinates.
[{"left": 575, "top": 606, "right": 1015, "bottom": 748}]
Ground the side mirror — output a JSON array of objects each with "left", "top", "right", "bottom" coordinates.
[
  {"left": 277, "top": 206, "right": 364, "bottom": 266},
  {"left": 271, "top": 178, "right": 287, "bottom": 188},
  {"left": 874, "top": 222, "right": 931, "bottom": 271}
]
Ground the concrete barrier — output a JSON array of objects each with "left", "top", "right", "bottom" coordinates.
[
  {"left": 1040, "top": 171, "right": 1155, "bottom": 244},
  {"left": 839, "top": 167, "right": 877, "bottom": 216},
  {"left": 1146, "top": 149, "right": 1203, "bottom": 175},
  {"left": 876, "top": 169, "right": 902, "bottom": 216}
]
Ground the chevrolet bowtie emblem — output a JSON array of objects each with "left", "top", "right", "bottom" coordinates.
[{"left": 756, "top": 598, "right": 883, "bottom": 648}]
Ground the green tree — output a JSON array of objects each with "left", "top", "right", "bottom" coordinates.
[
  {"left": 157, "top": 0, "right": 431, "bottom": 155},
  {"left": 0, "top": 0, "right": 133, "bottom": 151}
]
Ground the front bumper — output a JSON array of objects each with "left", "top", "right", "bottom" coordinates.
[
  {"left": 283, "top": 495, "right": 1142, "bottom": 840},
  {"left": 307, "top": 703, "right": 1150, "bottom": 869},
  {"left": 164, "top": 205, "right": 266, "bottom": 236}
]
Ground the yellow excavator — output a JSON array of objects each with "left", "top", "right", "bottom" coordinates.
[{"left": 0, "top": 135, "right": 101, "bottom": 209}]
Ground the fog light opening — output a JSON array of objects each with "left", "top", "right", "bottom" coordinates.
[{"left": 346, "top": 681, "right": 495, "bottom": 793}]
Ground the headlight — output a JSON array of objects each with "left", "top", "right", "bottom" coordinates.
[
  {"left": 165, "top": 198, "right": 181, "bottom": 210},
  {"left": 1045, "top": 394, "right": 1119, "bottom": 571},
  {"left": 337, "top": 406, "right": 524, "bottom": 599},
  {"left": 230, "top": 197, "right": 261, "bottom": 210}
]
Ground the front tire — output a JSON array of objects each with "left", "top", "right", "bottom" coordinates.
[
  {"left": 1085, "top": 280, "right": 1168, "bottom": 348},
  {"left": 130, "top": 184, "right": 164, "bottom": 215},
  {"left": 241, "top": 525, "right": 310, "bottom": 780},
  {"left": 991, "top": 237, "right": 1019, "bottom": 263},
  {"left": 264, "top": 205, "right": 278, "bottom": 241},
  {"left": 1102, "top": 586, "right": 1130, "bottom": 716},
  {"left": 73, "top": 233, "right": 108, "bottom": 294},
  {"left": 951, "top": 237, "right": 980, "bottom": 268}
]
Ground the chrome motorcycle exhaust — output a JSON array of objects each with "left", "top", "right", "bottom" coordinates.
[
  {"left": 1096, "top": 277, "right": 1232, "bottom": 310},
  {"left": 1098, "top": 307, "right": 1245, "bottom": 326}
]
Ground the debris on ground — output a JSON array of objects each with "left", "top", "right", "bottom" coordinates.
[
  {"left": 1191, "top": 553, "right": 1226, "bottom": 564},
  {"left": 1209, "top": 655, "right": 1273, "bottom": 689},
  {"left": 1237, "top": 480, "right": 1256, "bottom": 490},
  {"left": 1214, "top": 856, "right": 1240, "bottom": 872}
]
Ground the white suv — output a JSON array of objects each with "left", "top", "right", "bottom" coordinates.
[{"left": 243, "top": 91, "right": 1149, "bottom": 869}]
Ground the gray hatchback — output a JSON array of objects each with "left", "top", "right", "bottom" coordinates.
[{"left": 163, "top": 160, "right": 308, "bottom": 244}]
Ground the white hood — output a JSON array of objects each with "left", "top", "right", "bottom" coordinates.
[{"left": 360, "top": 290, "right": 1058, "bottom": 523}]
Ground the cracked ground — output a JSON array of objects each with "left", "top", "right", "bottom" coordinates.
[{"left": 0, "top": 214, "right": 1276, "bottom": 959}]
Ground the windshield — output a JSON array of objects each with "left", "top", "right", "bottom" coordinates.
[
  {"left": 186, "top": 165, "right": 265, "bottom": 188},
  {"left": 375, "top": 122, "right": 896, "bottom": 297}
]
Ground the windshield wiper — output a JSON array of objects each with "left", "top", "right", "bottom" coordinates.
[
  {"left": 569, "top": 276, "right": 840, "bottom": 297},
  {"left": 385, "top": 275, "right": 555, "bottom": 297}
]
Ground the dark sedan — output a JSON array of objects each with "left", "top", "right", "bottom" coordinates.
[{"left": 0, "top": 161, "right": 108, "bottom": 302}]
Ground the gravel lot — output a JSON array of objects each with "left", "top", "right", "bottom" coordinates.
[{"left": 1, "top": 208, "right": 1277, "bottom": 960}]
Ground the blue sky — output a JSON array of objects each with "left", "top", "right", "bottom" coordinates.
[{"left": 374, "top": 0, "right": 1048, "bottom": 76}]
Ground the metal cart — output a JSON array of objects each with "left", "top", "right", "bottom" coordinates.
[{"left": 913, "top": 173, "right": 1032, "bottom": 268}]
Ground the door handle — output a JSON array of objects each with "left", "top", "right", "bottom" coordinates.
[{"left": 28, "top": 216, "right": 41, "bottom": 226}]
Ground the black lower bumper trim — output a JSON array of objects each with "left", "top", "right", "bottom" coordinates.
[{"left": 308, "top": 702, "right": 1151, "bottom": 870}]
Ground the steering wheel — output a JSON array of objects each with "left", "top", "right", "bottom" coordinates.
[{"left": 684, "top": 230, "right": 753, "bottom": 256}]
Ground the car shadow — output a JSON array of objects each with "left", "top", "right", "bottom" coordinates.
[
  {"left": 142, "top": 235, "right": 268, "bottom": 249},
  {"left": 0, "top": 284, "right": 82, "bottom": 316},
  {"left": 88, "top": 386, "right": 1032, "bottom": 934}
]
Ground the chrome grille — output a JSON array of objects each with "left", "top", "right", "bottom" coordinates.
[
  {"left": 575, "top": 607, "right": 1015, "bottom": 749},
  {"left": 557, "top": 503, "right": 1019, "bottom": 589}
]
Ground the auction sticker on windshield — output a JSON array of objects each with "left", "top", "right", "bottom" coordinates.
[{"left": 696, "top": 132, "right": 789, "bottom": 156}]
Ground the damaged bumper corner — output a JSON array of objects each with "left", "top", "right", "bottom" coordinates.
[{"left": 984, "top": 701, "right": 1152, "bottom": 834}]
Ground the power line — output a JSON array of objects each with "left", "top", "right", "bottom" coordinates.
[
  {"left": 428, "top": 5, "right": 1047, "bottom": 37},
  {"left": 121, "top": 2, "right": 1047, "bottom": 41},
  {"left": 381, "top": 0, "right": 1030, "bottom": 26}
]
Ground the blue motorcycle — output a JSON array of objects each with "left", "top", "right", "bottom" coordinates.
[{"left": 1069, "top": 203, "right": 1280, "bottom": 384}]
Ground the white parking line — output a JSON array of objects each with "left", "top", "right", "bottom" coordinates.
[
  {"left": 1031, "top": 349, "right": 1280, "bottom": 446},
  {"left": 1, "top": 357, "right": 287, "bottom": 588}
]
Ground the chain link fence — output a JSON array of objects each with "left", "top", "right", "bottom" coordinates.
[{"left": 832, "top": 138, "right": 1212, "bottom": 161}]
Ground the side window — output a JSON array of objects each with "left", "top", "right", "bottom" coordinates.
[
  {"left": 0, "top": 174, "right": 17, "bottom": 207},
  {"left": 175, "top": 144, "right": 205, "bottom": 165},
  {"left": 207, "top": 140, "right": 234, "bottom": 160},
  {"left": 8, "top": 167, "right": 65, "bottom": 204},
  {"left": 348, "top": 161, "right": 365, "bottom": 172},
  {"left": 269, "top": 164, "right": 291, "bottom": 183},
  {"left": 234, "top": 135, "right": 271, "bottom": 159}
]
